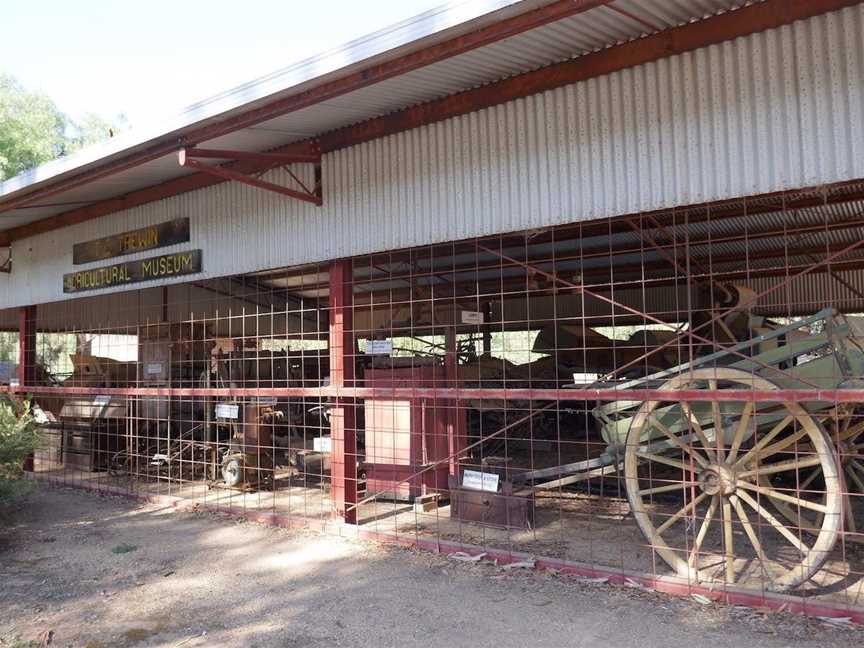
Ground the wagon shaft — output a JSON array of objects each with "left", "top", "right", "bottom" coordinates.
[{"left": 595, "top": 309, "right": 864, "bottom": 448}]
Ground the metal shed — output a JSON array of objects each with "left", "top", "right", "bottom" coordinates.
[{"left": 3, "top": 0, "right": 864, "bottom": 622}]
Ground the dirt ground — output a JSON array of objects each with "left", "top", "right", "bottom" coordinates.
[{"left": 1, "top": 487, "right": 863, "bottom": 648}]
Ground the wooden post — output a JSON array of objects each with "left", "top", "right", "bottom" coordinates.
[{"left": 329, "top": 260, "right": 358, "bottom": 524}]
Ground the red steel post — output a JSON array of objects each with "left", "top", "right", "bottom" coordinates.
[
  {"left": 18, "top": 305, "right": 36, "bottom": 472},
  {"left": 329, "top": 259, "right": 358, "bottom": 524}
]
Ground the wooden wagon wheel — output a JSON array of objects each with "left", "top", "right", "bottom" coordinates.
[
  {"left": 769, "top": 408, "right": 864, "bottom": 542},
  {"left": 624, "top": 368, "right": 843, "bottom": 591}
]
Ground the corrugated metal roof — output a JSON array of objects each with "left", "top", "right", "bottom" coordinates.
[
  {"left": 0, "top": 0, "right": 748, "bottom": 232},
  {"left": 3, "top": 6, "right": 863, "bottom": 311}
]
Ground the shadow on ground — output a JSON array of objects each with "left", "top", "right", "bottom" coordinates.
[{"left": 1, "top": 486, "right": 862, "bottom": 648}]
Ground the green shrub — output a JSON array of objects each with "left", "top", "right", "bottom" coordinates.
[{"left": 0, "top": 397, "right": 39, "bottom": 503}]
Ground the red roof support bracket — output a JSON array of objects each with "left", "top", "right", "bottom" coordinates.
[{"left": 178, "top": 147, "right": 322, "bottom": 206}]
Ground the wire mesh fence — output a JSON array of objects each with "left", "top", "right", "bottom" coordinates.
[{"left": 7, "top": 181, "right": 864, "bottom": 614}]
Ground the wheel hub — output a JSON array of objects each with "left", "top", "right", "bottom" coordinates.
[{"left": 698, "top": 464, "right": 737, "bottom": 496}]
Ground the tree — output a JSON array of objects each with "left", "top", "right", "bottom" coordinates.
[
  {"left": 67, "top": 112, "right": 128, "bottom": 151},
  {"left": 0, "top": 72, "right": 126, "bottom": 181},
  {"left": 0, "top": 397, "right": 38, "bottom": 504},
  {"left": 0, "top": 333, "right": 15, "bottom": 363},
  {"left": 0, "top": 73, "right": 66, "bottom": 180}
]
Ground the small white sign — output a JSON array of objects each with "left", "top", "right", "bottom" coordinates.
[
  {"left": 145, "top": 362, "right": 164, "bottom": 375},
  {"left": 215, "top": 403, "right": 240, "bottom": 419},
  {"left": 462, "top": 469, "right": 500, "bottom": 493},
  {"left": 313, "top": 437, "right": 332, "bottom": 453},
  {"left": 93, "top": 395, "right": 111, "bottom": 407},
  {"left": 461, "top": 310, "right": 485, "bottom": 325},
  {"left": 32, "top": 406, "right": 50, "bottom": 424},
  {"left": 366, "top": 339, "right": 393, "bottom": 355},
  {"left": 8, "top": 378, "right": 19, "bottom": 387}
]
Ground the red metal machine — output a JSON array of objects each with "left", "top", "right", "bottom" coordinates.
[{"left": 363, "top": 366, "right": 466, "bottom": 501}]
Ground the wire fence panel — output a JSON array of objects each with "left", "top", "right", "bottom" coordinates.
[{"left": 8, "top": 180, "right": 864, "bottom": 618}]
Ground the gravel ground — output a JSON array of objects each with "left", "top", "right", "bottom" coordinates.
[{"left": 1, "top": 486, "right": 862, "bottom": 648}]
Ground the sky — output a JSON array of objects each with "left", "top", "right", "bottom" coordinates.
[{"left": 1, "top": 0, "right": 446, "bottom": 128}]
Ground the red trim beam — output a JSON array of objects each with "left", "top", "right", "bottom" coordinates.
[{"left": 10, "top": 384, "right": 864, "bottom": 404}]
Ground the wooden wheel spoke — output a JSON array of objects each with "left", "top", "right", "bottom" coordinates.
[
  {"left": 798, "top": 467, "right": 822, "bottom": 491},
  {"left": 843, "top": 492, "right": 858, "bottom": 534},
  {"left": 736, "top": 489, "right": 810, "bottom": 554},
  {"left": 646, "top": 414, "right": 709, "bottom": 468},
  {"left": 758, "top": 428, "right": 811, "bottom": 461},
  {"left": 736, "top": 480, "right": 829, "bottom": 513},
  {"left": 688, "top": 495, "right": 718, "bottom": 567},
  {"left": 734, "top": 415, "right": 793, "bottom": 469},
  {"left": 840, "top": 420, "right": 864, "bottom": 442},
  {"left": 846, "top": 462, "right": 864, "bottom": 493},
  {"left": 722, "top": 498, "right": 735, "bottom": 583},
  {"left": 834, "top": 409, "right": 852, "bottom": 437},
  {"left": 656, "top": 492, "right": 709, "bottom": 536},
  {"left": 731, "top": 496, "right": 779, "bottom": 584},
  {"left": 709, "top": 379, "right": 724, "bottom": 461},
  {"left": 737, "top": 454, "right": 824, "bottom": 479},
  {"left": 680, "top": 402, "right": 717, "bottom": 462},
  {"left": 639, "top": 481, "right": 698, "bottom": 497},
  {"left": 727, "top": 401, "right": 753, "bottom": 464},
  {"left": 635, "top": 451, "right": 695, "bottom": 473}
]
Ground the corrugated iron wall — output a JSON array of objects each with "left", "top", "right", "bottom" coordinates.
[
  {"left": 1, "top": 5, "right": 863, "bottom": 309},
  {"left": 328, "top": 4, "right": 864, "bottom": 251}
]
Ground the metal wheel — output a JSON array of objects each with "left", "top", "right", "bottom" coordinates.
[
  {"left": 624, "top": 368, "right": 842, "bottom": 591},
  {"left": 222, "top": 455, "right": 243, "bottom": 488},
  {"left": 108, "top": 447, "right": 132, "bottom": 477}
]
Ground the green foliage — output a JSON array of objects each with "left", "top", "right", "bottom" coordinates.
[
  {"left": 66, "top": 112, "right": 128, "bottom": 151},
  {"left": 0, "top": 73, "right": 66, "bottom": 180},
  {"left": 0, "top": 72, "right": 127, "bottom": 181},
  {"left": 37, "top": 332, "right": 77, "bottom": 378},
  {"left": 0, "top": 397, "right": 39, "bottom": 504},
  {"left": 0, "top": 332, "right": 15, "bottom": 363},
  {"left": 0, "top": 332, "right": 77, "bottom": 378}
]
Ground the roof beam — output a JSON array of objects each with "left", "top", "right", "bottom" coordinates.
[
  {"left": 2, "top": 0, "right": 859, "bottom": 245},
  {"left": 0, "top": 0, "right": 613, "bottom": 215}
]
